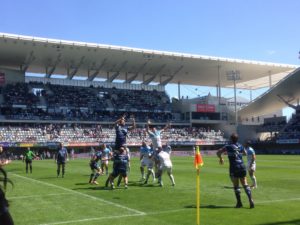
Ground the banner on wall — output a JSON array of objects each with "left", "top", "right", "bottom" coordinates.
[{"left": 196, "top": 104, "right": 215, "bottom": 113}]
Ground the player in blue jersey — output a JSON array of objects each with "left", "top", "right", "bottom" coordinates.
[
  {"left": 106, "top": 147, "right": 130, "bottom": 189},
  {"left": 114, "top": 115, "right": 136, "bottom": 151},
  {"left": 217, "top": 133, "right": 254, "bottom": 208},
  {"left": 244, "top": 141, "right": 257, "bottom": 189},
  {"left": 89, "top": 147, "right": 103, "bottom": 185},
  {"left": 139, "top": 141, "right": 155, "bottom": 184},
  {"left": 55, "top": 143, "right": 68, "bottom": 178},
  {"left": 100, "top": 144, "right": 112, "bottom": 176},
  {"left": 0, "top": 147, "right": 14, "bottom": 225},
  {"left": 116, "top": 146, "right": 131, "bottom": 187}
]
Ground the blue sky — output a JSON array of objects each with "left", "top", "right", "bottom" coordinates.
[{"left": 1, "top": 0, "right": 299, "bottom": 116}]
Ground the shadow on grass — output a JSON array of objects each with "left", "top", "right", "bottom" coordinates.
[
  {"left": 75, "top": 182, "right": 90, "bottom": 185},
  {"left": 223, "top": 186, "right": 234, "bottom": 189},
  {"left": 7, "top": 168, "right": 24, "bottom": 173},
  {"left": 36, "top": 176, "right": 64, "bottom": 180},
  {"left": 258, "top": 219, "right": 300, "bottom": 225},
  {"left": 73, "top": 186, "right": 111, "bottom": 191},
  {"left": 185, "top": 204, "right": 233, "bottom": 209},
  {"left": 129, "top": 181, "right": 161, "bottom": 188}
]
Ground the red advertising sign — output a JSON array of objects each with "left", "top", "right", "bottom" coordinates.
[{"left": 196, "top": 104, "right": 215, "bottom": 112}]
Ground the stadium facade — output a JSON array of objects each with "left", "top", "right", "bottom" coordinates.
[{"left": 0, "top": 32, "right": 300, "bottom": 154}]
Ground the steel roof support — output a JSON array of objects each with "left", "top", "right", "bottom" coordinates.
[
  {"left": 87, "top": 58, "right": 107, "bottom": 81},
  {"left": 67, "top": 56, "right": 85, "bottom": 79}
]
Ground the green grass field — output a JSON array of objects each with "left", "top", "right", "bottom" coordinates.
[{"left": 4, "top": 155, "right": 300, "bottom": 225}]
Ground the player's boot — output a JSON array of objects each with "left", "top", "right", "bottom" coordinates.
[
  {"left": 235, "top": 201, "right": 243, "bottom": 208},
  {"left": 92, "top": 180, "right": 99, "bottom": 185},
  {"left": 250, "top": 199, "right": 255, "bottom": 209},
  {"left": 111, "top": 183, "right": 115, "bottom": 190}
]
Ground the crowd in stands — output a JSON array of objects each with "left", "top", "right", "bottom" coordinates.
[
  {"left": 2, "top": 83, "right": 40, "bottom": 107},
  {"left": 276, "top": 112, "right": 300, "bottom": 140},
  {"left": 0, "top": 82, "right": 227, "bottom": 145},
  {"left": 0, "top": 82, "right": 173, "bottom": 122},
  {"left": 258, "top": 106, "right": 300, "bottom": 142},
  {"left": 0, "top": 124, "right": 226, "bottom": 144}
]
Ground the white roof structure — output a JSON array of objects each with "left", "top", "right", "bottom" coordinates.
[
  {"left": 0, "top": 32, "right": 297, "bottom": 89},
  {"left": 239, "top": 67, "right": 300, "bottom": 118}
]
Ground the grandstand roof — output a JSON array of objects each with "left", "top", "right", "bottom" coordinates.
[
  {"left": 0, "top": 32, "right": 298, "bottom": 89},
  {"left": 239, "top": 67, "right": 300, "bottom": 118}
]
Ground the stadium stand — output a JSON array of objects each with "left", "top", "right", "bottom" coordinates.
[
  {"left": 0, "top": 82, "right": 174, "bottom": 122},
  {"left": 0, "top": 124, "right": 225, "bottom": 145},
  {"left": 0, "top": 82, "right": 227, "bottom": 149}
]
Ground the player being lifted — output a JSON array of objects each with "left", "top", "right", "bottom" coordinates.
[
  {"left": 114, "top": 115, "right": 136, "bottom": 151},
  {"left": 89, "top": 146, "right": 103, "bottom": 185},
  {"left": 146, "top": 120, "right": 170, "bottom": 178},
  {"left": 146, "top": 120, "right": 170, "bottom": 151},
  {"left": 140, "top": 141, "right": 155, "bottom": 184}
]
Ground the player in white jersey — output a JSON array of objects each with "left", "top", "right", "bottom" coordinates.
[
  {"left": 163, "top": 143, "right": 172, "bottom": 155},
  {"left": 146, "top": 120, "right": 170, "bottom": 150},
  {"left": 156, "top": 147, "right": 175, "bottom": 187},
  {"left": 245, "top": 141, "right": 257, "bottom": 189},
  {"left": 140, "top": 141, "right": 155, "bottom": 184},
  {"left": 100, "top": 144, "right": 112, "bottom": 175},
  {"left": 146, "top": 121, "right": 170, "bottom": 178}
]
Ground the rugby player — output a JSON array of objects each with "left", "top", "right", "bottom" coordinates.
[
  {"left": 244, "top": 141, "right": 257, "bottom": 189},
  {"left": 217, "top": 133, "right": 254, "bottom": 208},
  {"left": 89, "top": 147, "right": 103, "bottom": 185},
  {"left": 23, "top": 147, "right": 35, "bottom": 174},
  {"left": 55, "top": 143, "right": 68, "bottom": 178},
  {"left": 140, "top": 141, "right": 155, "bottom": 184},
  {"left": 156, "top": 147, "right": 175, "bottom": 187}
]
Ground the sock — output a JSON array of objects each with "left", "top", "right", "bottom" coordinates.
[
  {"left": 169, "top": 174, "right": 175, "bottom": 185},
  {"left": 150, "top": 169, "right": 155, "bottom": 181},
  {"left": 234, "top": 187, "right": 242, "bottom": 204},
  {"left": 105, "top": 177, "right": 110, "bottom": 187},
  {"left": 93, "top": 173, "right": 99, "bottom": 181},
  {"left": 243, "top": 185, "right": 252, "bottom": 202},
  {"left": 117, "top": 176, "right": 122, "bottom": 186},
  {"left": 251, "top": 176, "right": 257, "bottom": 187},
  {"left": 89, "top": 173, "right": 94, "bottom": 183},
  {"left": 145, "top": 170, "right": 151, "bottom": 182},
  {"left": 141, "top": 167, "right": 145, "bottom": 179}
]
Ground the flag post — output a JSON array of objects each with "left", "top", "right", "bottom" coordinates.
[
  {"left": 196, "top": 167, "right": 200, "bottom": 225},
  {"left": 194, "top": 146, "right": 203, "bottom": 225}
]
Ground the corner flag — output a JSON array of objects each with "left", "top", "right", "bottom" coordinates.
[
  {"left": 194, "top": 146, "right": 203, "bottom": 169},
  {"left": 194, "top": 146, "right": 203, "bottom": 225}
]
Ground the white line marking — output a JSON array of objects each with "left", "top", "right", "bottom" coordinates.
[
  {"left": 39, "top": 214, "right": 143, "bottom": 225},
  {"left": 9, "top": 193, "right": 73, "bottom": 200},
  {"left": 10, "top": 173, "right": 145, "bottom": 215},
  {"left": 39, "top": 208, "right": 192, "bottom": 225},
  {"left": 256, "top": 198, "right": 300, "bottom": 204},
  {"left": 27, "top": 197, "right": 300, "bottom": 225}
]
